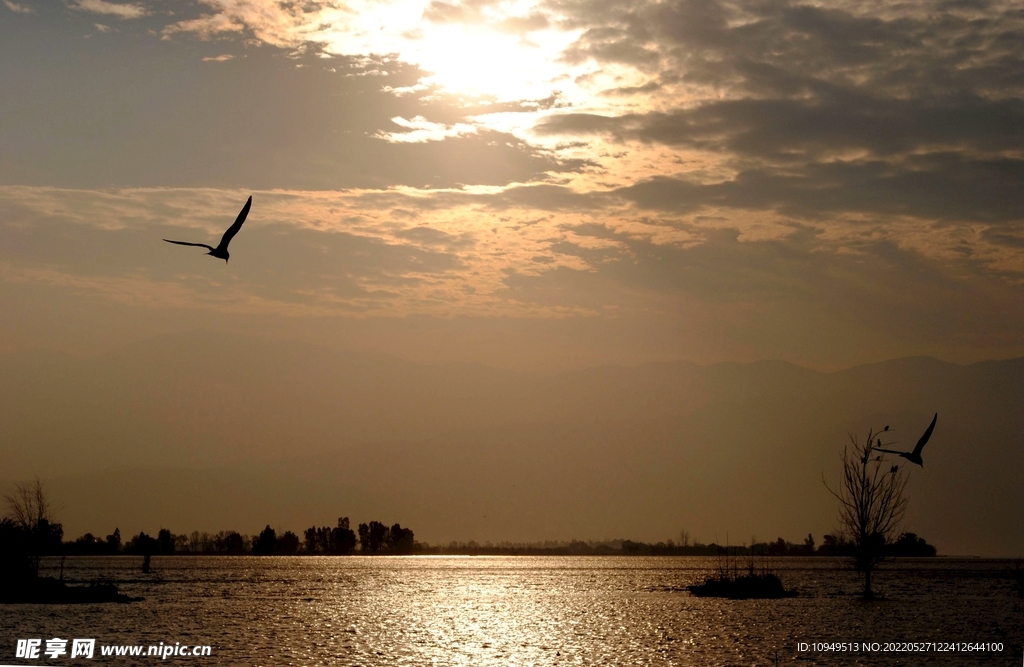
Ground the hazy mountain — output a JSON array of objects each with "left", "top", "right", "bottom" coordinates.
[{"left": 2, "top": 331, "right": 1021, "bottom": 555}]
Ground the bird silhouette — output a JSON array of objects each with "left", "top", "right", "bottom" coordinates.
[
  {"left": 164, "top": 196, "right": 251, "bottom": 263},
  {"left": 873, "top": 413, "right": 937, "bottom": 467}
]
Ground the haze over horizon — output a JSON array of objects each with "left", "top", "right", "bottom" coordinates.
[
  {"left": 1, "top": 0, "right": 1022, "bottom": 556},
  {"left": 2, "top": 330, "right": 1022, "bottom": 557}
]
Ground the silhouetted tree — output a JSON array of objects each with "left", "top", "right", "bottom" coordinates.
[
  {"left": 106, "top": 528, "right": 121, "bottom": 554},
  {"left": 127, "top": 532, "right": 159, "bottom": 556},
  {"left": 825, "top": 428, "right": 909, "bottom": 599},
  {"left": 621, "top": 540, "right": 647, "bottom": 554},
  {"left": 818, "top": 533, "right": 850, "bottom": 556},
  {"left": 388, "top": 524, "right": 415, "bottom": 553},
  {"left": 304, "top": 526, "right": 327, "bottom": 553},
  {"left": 276, "top": 531, "right": 299, "bottom": 555},
  {"left": 331, "top": 518, "right": 356, "bottom": 554},
  {"left": 567, "top": 539, "right": 592, "bottom": 554},
  {"left": 303, "top": 517, "right": 356, "bottom": 554},
  {"left": 2, "top": 479, "right": 63, "bottom": 578},
  {"left": 888, "top": 532, "right": 936, "bottom": 557},
  {"left": 157, "top": 528, "right": 176, "bottom": 555},
  {"left": 68, "top": 533, "right": 101, "bottom": 555},
  {"left": 253, "top": 525, "right": 277, "bottom": 555},
  {"left": 359, "top": 521, "right": 389, "bottom": 552},
  {"left": 767, "top": 537, "right": 789, "bottom": 556},
  {"left": 785, "top": 534, "right": 816, "bottom": 556},
  {"left": 188, "top": 531, "right": 213, "bottom": 553},
  {"left": 216, "top": 531, "right": 246, "bottom": 554},
  {"left": 0, "top": 518, "right": 34, "bottom": 582}
]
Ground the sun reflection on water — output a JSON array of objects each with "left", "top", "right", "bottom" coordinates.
[{"left": 4, "top": 555, "right": 1019, "bottom": 666}]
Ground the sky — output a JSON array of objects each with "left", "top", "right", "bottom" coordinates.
[
  {"left": 2, "top": 0, "right": 1023, "bottom": 554},
  {"left": 1, "top": 0, "right": 1022, "bottom": 372}
]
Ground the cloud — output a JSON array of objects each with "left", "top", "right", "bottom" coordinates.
[
  {"left": 522, "top": 0, "right": 1024, "bottom": 248},
  {"left": 421, "top": 0, "right": 548, "bottom": 31},
  {"left": 375, "top": 116, "right": 478, "bottom": 143},
  {"left": 161, "top": 0, "right": 351, "bottom": 48},
  {"left": 202, "top": 53, "right": 235, "bottom": 61},
  {"left": 611, "top": 154, "right": 1024, "bottom": 224},
  {"left": 548, "top": 0, "right": 1024, "bottom": 92},
  {"left": 3, "top": 181, "right": 1024, "bottom": 366},
  {"left": 162, "top": 13, "right": 245, "bottom": 40},
  {"left": 422, "top": 0, "right": 494, "bottom": 25},
  {"left": 392, "top": 225, "right": 475, "bottom": 249},
  {"left": 537, "top": 94, "right": 1024, "bottom": 161},
  {"left": 3, "top": 0, "right": 33, "bottom": 13},
  {"left": 502, "top": 221, "right": 1024, "bottom": 358},
  {"left": 0, "top": 186, "right": 580, "bottom": 318},
  {"left": 0, "top": 45, "right": 588, "bottom": 190},
  {"left": 152, "top": 0, "right": 582, "bottom": 103},
  {"left": 70, "top": 0, "right": 147, "bottom": 18}
]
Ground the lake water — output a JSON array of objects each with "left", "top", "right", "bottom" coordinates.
[{"left": 2, "top": 556, "right": 1021, "bottom": 665}]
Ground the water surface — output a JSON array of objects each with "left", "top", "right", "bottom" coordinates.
[{"left": 2, "top": 556, "right": 1021, "bottom": 665}]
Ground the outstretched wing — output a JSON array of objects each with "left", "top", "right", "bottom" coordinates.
[
  {"left": 911, "top": 413, "right": 937, "bottom": 456},
  {"left": 873, "top": 447, "right": 909, "bottom": 456},
  {"left": 164, "top": 239, "right": 215, "bottom": 252},
  {"left": 216, "top": 196, "right": 251, "bottom": 253}
]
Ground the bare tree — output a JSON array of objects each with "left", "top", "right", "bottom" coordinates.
[
  {"left": 4, "top": 478, "right": 54, "bottom": 531},
  {"left": 3, "top": 478, "right": 63, "bottom": 577},
  {"left": 824, "top": 429, "right": 909, "bottom": 599}
]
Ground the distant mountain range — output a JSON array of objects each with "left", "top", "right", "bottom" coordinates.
[{"left": 2, "top": 331, "right": 1021, "bottom": 555}]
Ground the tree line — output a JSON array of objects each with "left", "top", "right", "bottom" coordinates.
[
  {"left": 17, "top": 519, "right": 934, "bottom": 559},
  {"left": 619, "top": 532, "right": 935, "bottom": 557},
  {"left": 60, "top": 518, "right": 418, "bottom": 556},
  {"left": 3, "top": 479, "right": 936, "bottom": 572},
  {"left": 0, "top": 482, "right": 421, "bottom": 572}
]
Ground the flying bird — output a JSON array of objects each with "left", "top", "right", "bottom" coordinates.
[
  {"left": 873, "top": 413, "right": 937, "bottom": 467},
  {"left": 164, "top": 196, "right": 251, "bottom": 263}
]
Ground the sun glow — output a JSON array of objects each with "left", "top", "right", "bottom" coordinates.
[
  {"left": 320, "top": 0, "right": 584, "bottom": 102},
  {"left": 408, "top": 24, "right": 580, "bottom": 101}
]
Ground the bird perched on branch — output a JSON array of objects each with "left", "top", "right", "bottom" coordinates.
[
  {"left": 164, "top": 196, "right": 251, "bottom": 263},
  {"left": 873, "top": 413, "right": 937, "bottom": 467}
]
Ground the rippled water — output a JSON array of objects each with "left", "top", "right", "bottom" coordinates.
[{"left": 2, "top": 556, "right": 1021, "bottom": 665}]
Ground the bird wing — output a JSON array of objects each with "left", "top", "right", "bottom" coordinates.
[
  {"left": 216, "top": 196, "right": 251, "bottom": 252},
  {"left": 911, "top": 412, "right": 938, "bottom": 456},
  {"left": 164, "top": 239, "right": 216, "bottom": 252},
  {"left": 873, "top": 447, "right": 909, "bottom": 456}
]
